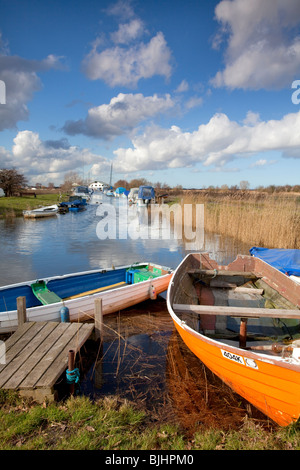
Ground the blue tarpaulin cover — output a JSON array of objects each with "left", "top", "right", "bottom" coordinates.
[
  {"left": 249, "top": 247, "right": 300, "bottom": 276},
  {"left": 115, "top": 187, "right": 126, "bottom": 194},
  {"left": 138, "top": 185, "right": 155, "bottom": 199}
]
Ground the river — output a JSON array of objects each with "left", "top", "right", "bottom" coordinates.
[{"left": 1, "top": 195, "right": 264, "bottom": 431}]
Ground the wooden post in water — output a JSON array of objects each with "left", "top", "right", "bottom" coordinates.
[
  {"left": 94, "top": 298, "right": 103, "bottom": 342},
  {"left": 68, "top": 349, "right": 75, "bottom": 396},
  {"left": 17, "top": 296, "right": 26, "bottom": 326},
  {"left": 94, "top": 298, "right": 103, "bottom": 388},
  {"left": 239, "top": 318, "right": 248, "bottom": 349}
]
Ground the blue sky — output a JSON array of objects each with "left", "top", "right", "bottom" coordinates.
[{"left": 1, "top": 0, "right": 300, "bottom": 189}]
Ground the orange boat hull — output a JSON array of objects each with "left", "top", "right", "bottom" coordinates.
[{"left": 173, "top": 320, "right": 300, "bottom": 426}]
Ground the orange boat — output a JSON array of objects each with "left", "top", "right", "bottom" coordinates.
[{"left": 167, "top": 252, "right": 300, "bottom": 426}]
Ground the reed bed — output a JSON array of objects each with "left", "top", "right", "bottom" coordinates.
[{"left": 179, "top": 191, "right": 300, "bottom": 249}]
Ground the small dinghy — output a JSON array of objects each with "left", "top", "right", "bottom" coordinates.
[
  {"left": 167, "top": 251, "right": 300, "bottom": 426},
  {"left": 23, "top": 205, "right": 59, "bottom": 218}
]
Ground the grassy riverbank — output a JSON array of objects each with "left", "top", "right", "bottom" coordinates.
[
  {"left": 0, "top": 390, "right": 300, "bottom": 450},
  {"left": 179, "top": 190, "right": 300, "bottom": 249},
  {"left": 0, "top": 193, "right": 65, "bottom": 218}
]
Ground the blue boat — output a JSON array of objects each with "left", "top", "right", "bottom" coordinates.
[
  {"left": 59, "top": 196, "right": 87, "bottom": 212},
  {"left": 114, "top": 187, "right": 126, "bottom": 197},
  {"left": 137, "top": 185, "right": 155, "bottom": 206},
  {"left": 0, "top": 262, "right": 173, "bottom": 332},
  {"left": 72, "top": 185, "right": 91, "bottom": 200}
]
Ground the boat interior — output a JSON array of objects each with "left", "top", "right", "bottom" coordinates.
[{"left": 171, "top": 253, "right": 300, "bottom": 358}]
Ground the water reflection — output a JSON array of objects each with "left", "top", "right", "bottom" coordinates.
[
  {"left": 0, "top": 197, "right": 251, "bottom": 286},
  {"left": 80, "top": 298, "right": 269, "bottom": 431}
]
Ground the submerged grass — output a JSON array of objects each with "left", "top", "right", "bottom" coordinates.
[
  {"left": 1, "top": 390, "right": 300, "bottom": 450},
  {"left": 180, "top": 190, "right": 300, "bottom": 249}
]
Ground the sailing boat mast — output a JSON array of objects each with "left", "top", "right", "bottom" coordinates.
[{"left": 109, "top": 163, "right": 113, "bottom": 187}]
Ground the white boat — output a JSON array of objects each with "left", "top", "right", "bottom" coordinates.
[
  {"left": 23, "top": 205, "right": 59, "bottom": 218},
  {"left": 89, "top": 191, "right": 103, "bottom": 205},
  {"left": 128, "top": 188, "right": 139, "bottom": 204},
  {"left": 0, "top": 262, "right": 172, "bottom": 333}
]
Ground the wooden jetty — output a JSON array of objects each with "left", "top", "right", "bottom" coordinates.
[{"left": 0, "top": 298, "right": 95, "bottom": 402}]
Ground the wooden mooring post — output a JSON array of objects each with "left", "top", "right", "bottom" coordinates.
[
  {"left": 94, "top": 298, "right": 103, "bottom": 342},
  {"left": 94, "top": 298, "right": 104, "bottom": 388},
  {"left": 239, "top": 318, "right": 248, "bottom": 349},
  {"left": 67, "top": 349, "right": 75, "bottom": 396},
  {"left": 17, "top": 296, "right": 26, "bottom": 326}
]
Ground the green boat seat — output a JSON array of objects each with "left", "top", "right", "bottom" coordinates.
[{"left": 31, "top": 281, "right": 62, "bottom": 305}]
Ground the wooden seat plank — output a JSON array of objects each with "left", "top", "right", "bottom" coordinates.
[
  {"left": 173, "top": 303, "right": 300, "bottom": 319},
  {"left": 187, "top": 269, "right": 259, "bottom": 279}
]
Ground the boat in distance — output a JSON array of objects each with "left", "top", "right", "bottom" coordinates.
[
  {"left": 23, "top": 204, "right": 59, "bottom": 218},
  {"left": 167, "top": 251, "right": 300, "bottom": 426},
  {"left": 0, "top": 262, "right": 172, "bottom": 333}
]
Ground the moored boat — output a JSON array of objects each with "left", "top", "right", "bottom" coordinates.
[
  {"left": 128, "top": 187, "right": 139, "bottom": 204},
  {"left": 137, "top": 185, "right": 155, "bottom": 206},
  {"left": 23, "top": 204, "right": 59, "bottom": 218},
  {"left": 167, "top": 251, "right": 300, "bottom": 426},
  {"left": 72, "top": 185, "right": 91, "bottom": 201},
  {"left": 0, "top": 262, "right": 172, "bottom": 333},
  {"left": 58, "top": 196, "right": 87, "bottom": 212}
]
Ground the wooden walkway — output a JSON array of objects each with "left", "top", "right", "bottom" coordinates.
[{"left": 0, "top": 321, "right": 94, "bottom": 402}]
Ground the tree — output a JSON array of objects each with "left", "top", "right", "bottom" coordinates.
[
  {"left": 60, "top": 171, "right": 82, "bottom": 192},
  {"left": 240, "top": 180, "right": 250, "bottom": 190},
  {"left": 128, "top": 178, "right": 149, "bottom": 188},
  {"left": 114, "top": 179, "right": 129, "bottom": 190},
  {"left": 0, "top": 168, "right": 27, "bottom": 196}
]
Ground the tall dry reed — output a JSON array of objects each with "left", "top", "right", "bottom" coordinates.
[{"left": 179, "top": 191, "right": 300, "bottom": 249}]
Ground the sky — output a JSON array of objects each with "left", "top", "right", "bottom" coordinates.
[{"left": 1, "top": 0, "right": 300, "bottom": 189}]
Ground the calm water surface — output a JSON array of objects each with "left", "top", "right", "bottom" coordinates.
[
  {"left": 0, "top": 196, "right": 259, "bottom": 430},
  {"left": 0, "top": 196, "right": 250, "bottom": 286}
]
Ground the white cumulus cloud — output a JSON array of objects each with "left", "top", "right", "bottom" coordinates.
[
  {"left": 7, "top": 130, "right": 109, "bottom": 184},
  {"left": 112, "top": 110, "right": 300, "bottom": 172},
  {"left": 82, "top": 25, "right": 172, "bottom": 88},
  {"left": 212, "top": 0, "right": 300, "bottom": 89},
  {"left": 63, "top": 92, "right": 174, "bottom": 139},
  {"left": 0, "top": 37, "right": 64, "bottom": 130},
  {"left": 111, "top": 19, "right": 144, "bottom": 44}
]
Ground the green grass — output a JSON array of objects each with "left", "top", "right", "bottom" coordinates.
[
  {"left": 1, "top": 390, "right": 300, "bottom": 450},
  {"left": 0, "top": 194, "right": 67, "bottom": 218}
]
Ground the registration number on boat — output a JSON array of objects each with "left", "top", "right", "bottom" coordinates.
[{"left": 221, "top": 349, "right": 258, "bottom": 369}]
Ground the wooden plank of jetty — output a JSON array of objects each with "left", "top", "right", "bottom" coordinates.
[{"left": 0, "top": 321, "right": 94, "bottom": 402}]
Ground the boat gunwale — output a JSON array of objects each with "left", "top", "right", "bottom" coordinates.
[{"left": 0, "top": 261, "right": 169, "bottom": 292}]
